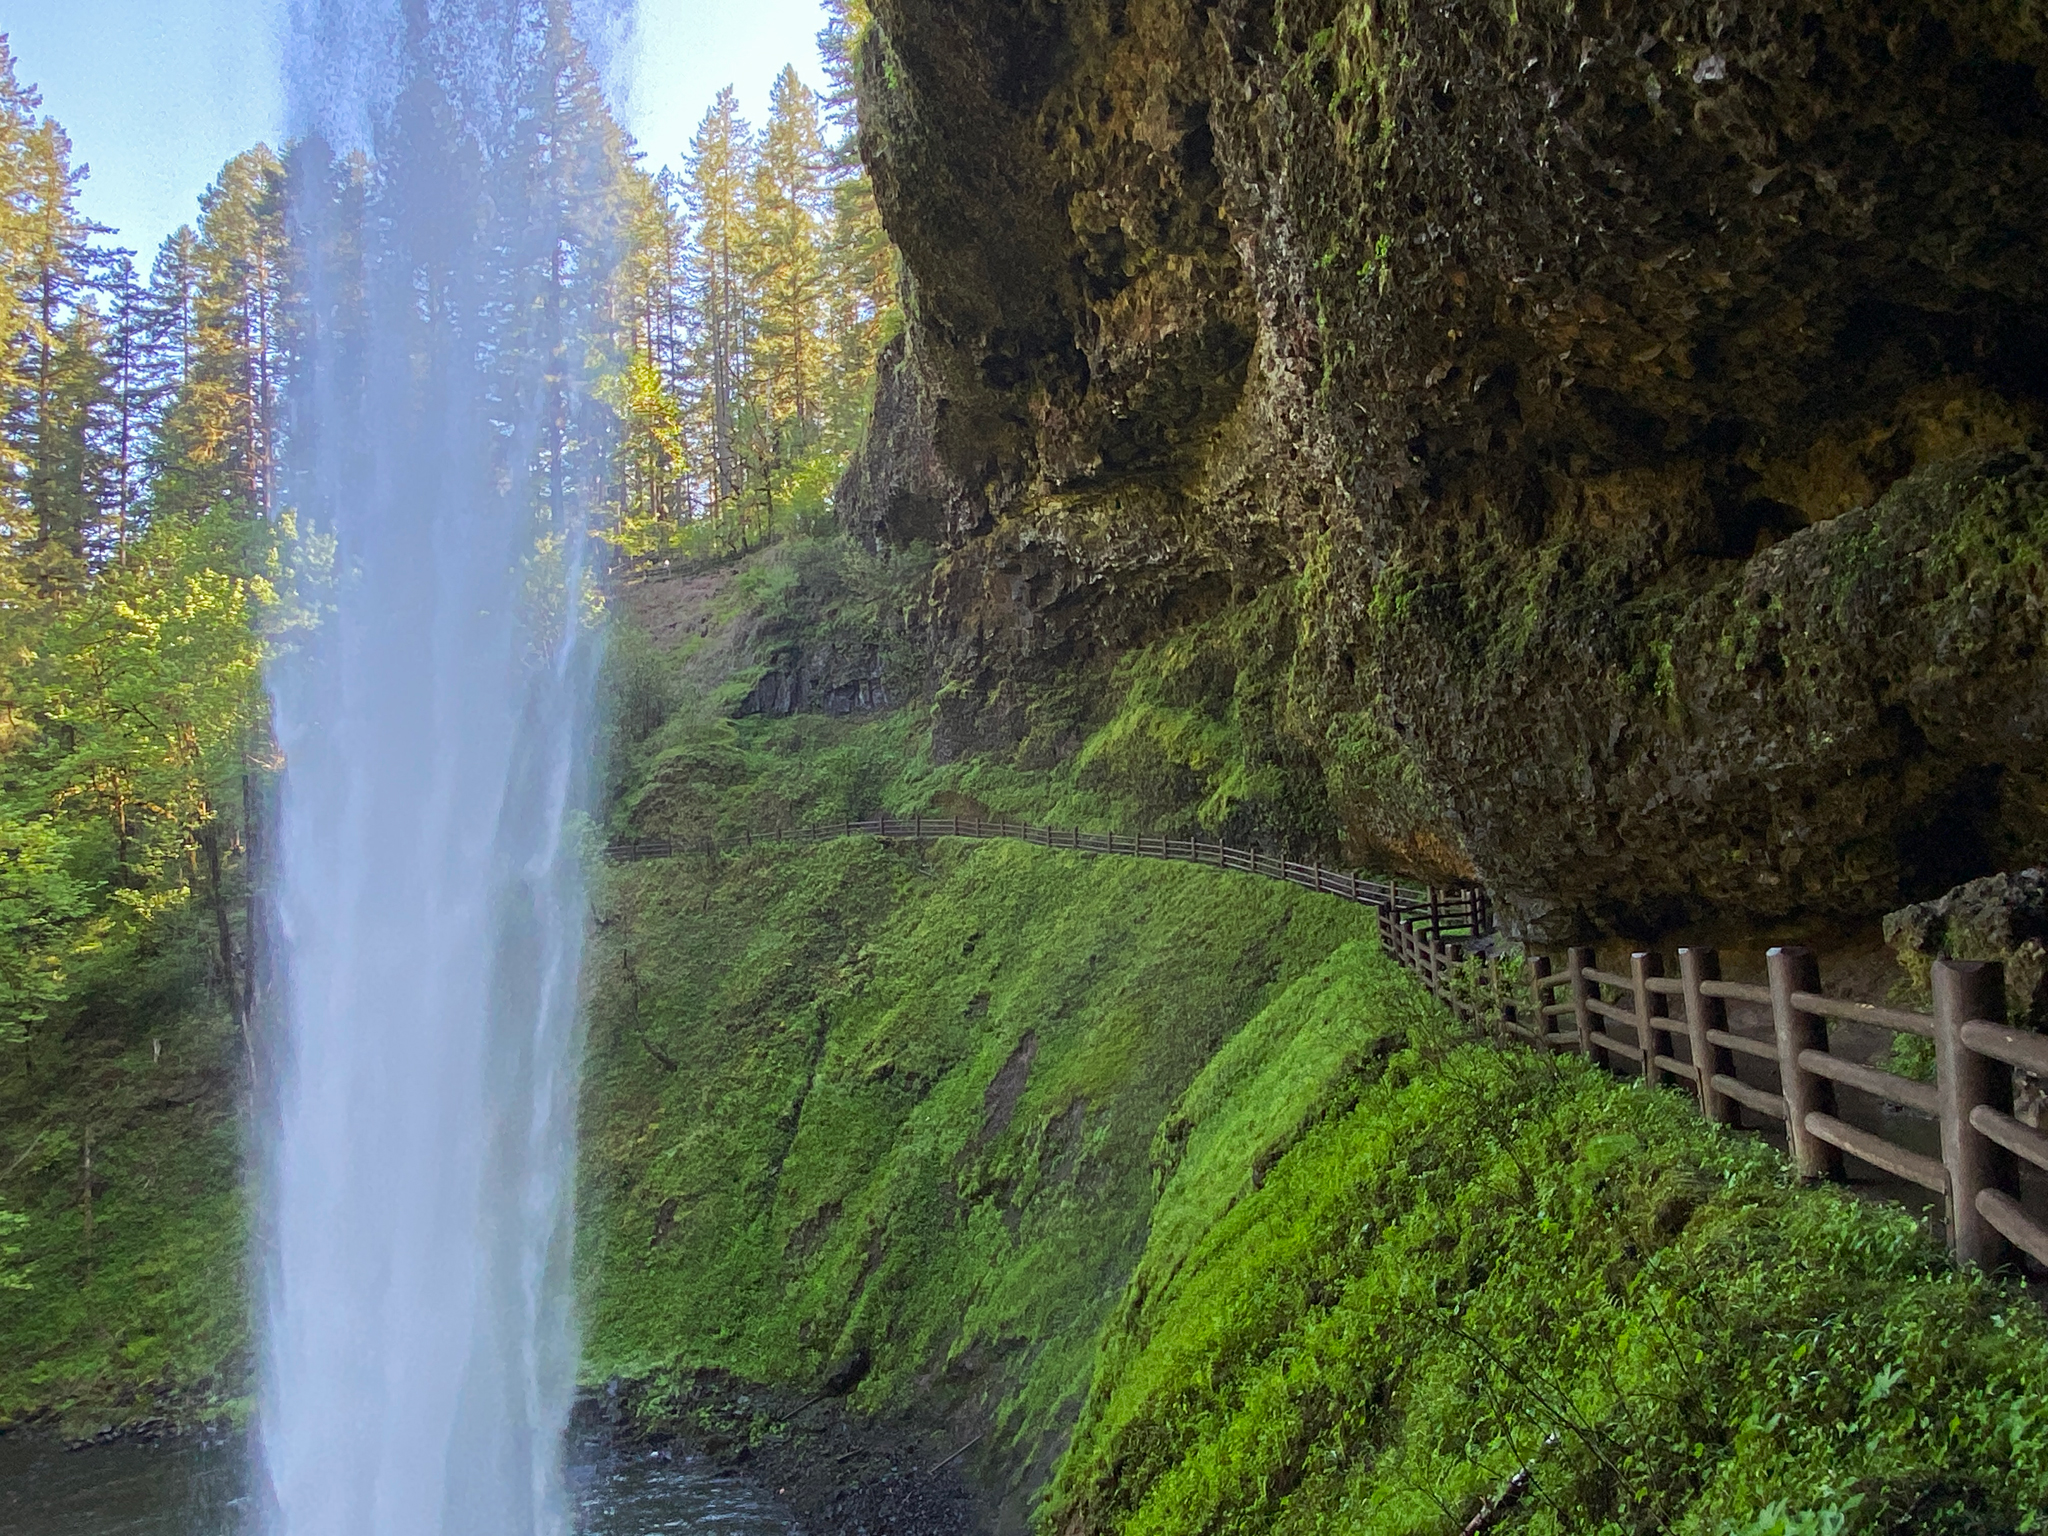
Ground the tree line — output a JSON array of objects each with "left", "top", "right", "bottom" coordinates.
[
  {"left": 612, "top": 2, "right": 896, "bottom": 561},
  {"left": 0, "top": 0, "right": 895, "bottom": 1149}
]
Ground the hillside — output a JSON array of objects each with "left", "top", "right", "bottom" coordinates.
[{"left": 585, "top": 547, "right": 2048, "bottom": 1534}]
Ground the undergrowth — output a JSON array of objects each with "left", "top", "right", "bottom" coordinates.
[
  {"left": 0, "top": 911, "right": 250, "bottom": 1433},
  {"left": 1048, "top": 1034, "right": 2048, "bottom": 1535},
  {"left": 577, "top": 834, "right": 1396, "bottom": 1490}
]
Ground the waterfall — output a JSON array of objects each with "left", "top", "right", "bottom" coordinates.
[{"left": 261, "top": 4, "right": 626, "bottom": 1532}]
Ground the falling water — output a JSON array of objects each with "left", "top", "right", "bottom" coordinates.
[{"left": 262, "top": 3, "right": 626, "bottom": 1532}]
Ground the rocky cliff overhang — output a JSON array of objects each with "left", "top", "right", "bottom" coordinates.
[{"left": 842, "top": 0, "right": 2048, "bottom": 942}]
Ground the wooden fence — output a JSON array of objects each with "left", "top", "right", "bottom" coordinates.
[
  {"left": 606, "top": 816, "right": 2046, "bottom": 1273},
  {"left": 1380, "top": 905, "right": 2048, "bottom": 1274},
  {"left": 605, "top": 815, "right": 1488, "bottom": 939}
]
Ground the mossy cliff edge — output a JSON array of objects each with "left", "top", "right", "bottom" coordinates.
[
  {"left": 586, "top": 561, "right": 2048, "bottom": 1534},
  {"left": 582, "top": 835, "right": 2048, "bottom": 1534},
  {"left": 840, "top": 0, "right": 2048, "bottom": 941}
]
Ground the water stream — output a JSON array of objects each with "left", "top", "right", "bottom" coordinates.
[{"left": 263, "top": 3, "right": 622, "bottom": 1532}]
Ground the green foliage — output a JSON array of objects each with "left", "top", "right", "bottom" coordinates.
[
  {"left": 578, "top": 835, "right": 1387, "bottom": 1479},
  {"left": 0, "top": 1209, "right": 27, "bottom": 1292},
  {"left": 0, "top": 811, "right": 86, "bottom": 1049},
  {"left": 603, "top": 25, "right": 900, "bottom": 567},
  {"left": 0, "top": 921, "right": 251, "bottom": 1429},
  {"left": 1048, "top": 1035, "right": 2048, "bottom": 1535}
]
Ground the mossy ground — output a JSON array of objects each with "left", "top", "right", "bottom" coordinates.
[
  {"left": 1049, "top": 1034, "right": 2048, "bottom": 1534},
  {"left": 577, "top": 833, "right": 1391, "bottom": 1491}
]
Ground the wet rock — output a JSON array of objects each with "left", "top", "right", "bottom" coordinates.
[
  {"left": 1886, "top": 867, "right": 2048, "bottom": 1126},
  {"left": 848, "top": 0, "right": 2048, "bottom": 939}
]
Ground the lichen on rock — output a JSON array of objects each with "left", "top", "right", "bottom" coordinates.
[{"left": 843, "top": 0, "right": 2048, "bottom": 940}]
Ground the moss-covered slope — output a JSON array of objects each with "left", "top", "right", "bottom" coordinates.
[
  {"left": 577, "top": 833, "right": 1397, "bottom": 1497},
  {"left": 584, "top": 831, "right": 2048, "bottom": 1534},
  {"left": 589, "top": 549, "right": 2048, "bottom": 1532},
  {"left": 1053, "top": 1037, "right": 2048, "bottom": 1535}
]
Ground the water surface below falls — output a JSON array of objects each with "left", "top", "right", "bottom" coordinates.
[{"left": 0, "top": 1435, "right": 801, "bottom": 1536}]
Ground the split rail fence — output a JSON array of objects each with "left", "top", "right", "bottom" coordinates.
[
  {"left": 1381, "top": 906, "right": 2048, "bottom": 1274},
  {"left": 606, "top": 816, "right": 2047, "bottom": 1274}
]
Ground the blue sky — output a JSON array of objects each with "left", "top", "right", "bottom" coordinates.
[{"left": 4, "top": 0, "right": 830, "bottom": 259}]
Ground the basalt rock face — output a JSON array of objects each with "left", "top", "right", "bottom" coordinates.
[{"left": 846, "top": 0, "right": 2048, "bottom": 941}]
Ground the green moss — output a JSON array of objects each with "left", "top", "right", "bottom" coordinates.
[
  {"left": 577, "top": 835, "right": 1387, "bottom": 1481},
  {"left": 0, "top": 917, "right": 251, "bottom": 1433},
  {"left": 1048, "top": 1033, "right": 2048, "bottom": 1535}
]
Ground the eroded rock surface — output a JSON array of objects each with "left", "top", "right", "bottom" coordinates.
[{"left": 844, "top": 0, "right": 2048, "bottom": 940}]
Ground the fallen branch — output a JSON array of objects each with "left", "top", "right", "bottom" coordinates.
[{"left": 928, "top": 1432, "right": 984, "bottom": 1477}]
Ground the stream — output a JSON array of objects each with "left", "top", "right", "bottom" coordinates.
[{"left": 0, "top": 1433, "right": 803, "bottom": 1536}]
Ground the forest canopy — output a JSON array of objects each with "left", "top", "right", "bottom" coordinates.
[{"left": 0, "top": 0, "right": 893, "bottom": 1142}]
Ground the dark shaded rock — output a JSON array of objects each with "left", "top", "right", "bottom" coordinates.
[
  {"left": 847, "top": 0, "right": 2048, "bottom": 939},
  {"left": 834, "top": 335, "right": 948, "bottom": 551},
  {"left": 739, "top": 655, "right": 890, "bottom": 719},
  {"left": 820, "top": 1346, "right": 872, "bottom": 1399},
  {"left": 1885, "top": 867, "right": 2048, "bottom": 1031}
]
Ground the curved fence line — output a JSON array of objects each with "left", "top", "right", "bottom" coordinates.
[
  {"left": 605, "top": 815, "right": 1490, "bottom": 933},
  {"left": 605, "top": 817, "right": 2048, "bottom": 1276}
]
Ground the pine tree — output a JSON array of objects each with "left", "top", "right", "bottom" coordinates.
[
  {"left": 0, "top": 39, "right": 47, "bottom": 513},
  {"left": 683, "top": 88, "right": 755, "bottom": 544},
  {"left": 607, "top": 165, "right": 687, "bottom": 540},
  {"left": 152, "top": 149, "right": 286, "bottom": 518},
  {"left": 98, "top": 253, "right": 151, "bottom": 561},
  {"left": 750, "top": 67, "right": 828, "bottom": 436},
  {"left": 816, "top": 1, "right": 899, "bottom": 448},
  {"left": 6, "top": 116, "right": 111, "bottom": 574}
]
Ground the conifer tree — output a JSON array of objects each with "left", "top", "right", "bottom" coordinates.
[
  {"left": 750, "top": 67, "right": 828, "bottom": 436},
  {"left": 6, "top": 115, "right": 110, "bottom": 574},
  {"left": 817, "top": 0, "right": 898, "bottom": 429},
  {"left": 683, "top": 88, "right": 754, "bottom": 541},
  {"left": 152, "top": 149, "right": 286, "bottom": 519}
]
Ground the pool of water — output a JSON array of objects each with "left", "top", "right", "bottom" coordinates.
[{"left": 0, "top": 1432, "right": 803, "bottom": 1535}]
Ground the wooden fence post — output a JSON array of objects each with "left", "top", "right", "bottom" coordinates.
[
  {"left": 1567, "top": 947, "right": 1596, "bottom": 1058},
  {"left": 1934, "top": 959, "right": 2011, "bottom": 1269},
  {"left": 1527, "top": 955, "right": 1554, "bottom": 1056},
  {"left": 1766, "top": 946, "right": 1842, "bottom": 1181},
  {"left": 1678, "top": 947, "right": 1736, "bottom": 1124},
  {"left": 1630, "top": 951, "right": 1667, "bottom": 1088}
]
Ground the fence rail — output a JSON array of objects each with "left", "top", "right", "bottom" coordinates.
[
  {"left": 605, "top": 816, "right": 1490, "bottom": 933},
  {"left": 605, "top": 816, "right": 2047, "bottom": 1275},
  {"left": 1379, "top": 905, "right": 2048, "bottom": 1274}
]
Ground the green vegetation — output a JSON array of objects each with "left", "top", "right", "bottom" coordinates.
[
  {"left": 0, "top": 1, "right": 897, "bottom": 1428},
  {"left": 578, "top": 832, "right": 1398, "bottom": 1485},
  {"left": 0, "top": 41, "right": 277, "bottom": 1428},
  {"left": 610, "top": 0, "right": 897, "bottom": 562},
  {"left": 588, "top": 545, "right": 2048, "bottom": 1533},
  {"left": 1051, "top": 1034, "right": 2048, "bottom": 1535},
  {"left": 0, "top": 918, "right": 249, "bottom": 1430},
  {"left": 602, "top": 540, "right": 1358, "bottom": 854}
]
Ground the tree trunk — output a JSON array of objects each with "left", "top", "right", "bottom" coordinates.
[{"left": 200, "top": 824, "right": 257, "bottom": 1092}]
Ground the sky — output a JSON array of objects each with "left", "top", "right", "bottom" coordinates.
[{"left": 2, "top": 0, "right": 830, "bottom": 259}]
